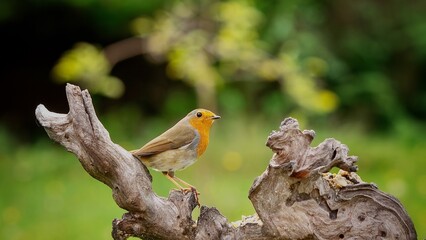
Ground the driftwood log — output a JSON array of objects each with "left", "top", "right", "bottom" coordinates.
[{"left": 35, "top": 84, "right": 417, "bottom": 240}]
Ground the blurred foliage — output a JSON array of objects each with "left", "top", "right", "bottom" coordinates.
[
  {"left": 48, "top": 0, "right": 426, "bottom": 130},
  {"left": 53, "top": 0, "right": 340, "bottom": 116},
  {"left": 321, "top": 0, "right": 426, "bottom": 128},
  {"left": 52, "top": 42, "right": 124, "bottom": 98}
]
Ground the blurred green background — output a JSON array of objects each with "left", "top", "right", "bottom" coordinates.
[{"left": 1, "top": 0, "right": 426, "bottom": 239}]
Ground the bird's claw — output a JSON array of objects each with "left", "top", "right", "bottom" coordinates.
[{"left": 181, "top": 187, "right": 200, "bottom": 207}]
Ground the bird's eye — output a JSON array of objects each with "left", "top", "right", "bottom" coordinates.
[{"left": 196, "top": 112, "right": 203, "bottom": 118}]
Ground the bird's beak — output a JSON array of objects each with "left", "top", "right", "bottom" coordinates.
[{"left": 211, "top": 115, "right": 221, "bottom": 120}]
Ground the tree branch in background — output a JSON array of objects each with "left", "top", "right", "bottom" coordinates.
[
  {"left": 103, "top": 37, "right": 148, "bottom": 67},
  {"left": 35, "top": 84, "right": 416, "bottom": 239}
]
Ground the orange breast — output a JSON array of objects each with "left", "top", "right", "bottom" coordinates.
[
  {"left": 189, "top": 118, "right": 211, "bottom": 157},
  {"left": 196, "top": 127, "right": 209, "bottom": 157}
]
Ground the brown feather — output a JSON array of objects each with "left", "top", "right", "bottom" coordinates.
[{"left": 131, "top": 119, "right": 196, "bottom": 158}]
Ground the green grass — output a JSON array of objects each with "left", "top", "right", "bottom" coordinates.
[
  {"left": 0, "top": 139, "right": 123, "bottom": 240},
  {"left": 1, "top": 114, "right": 425, "bottom": 239}
]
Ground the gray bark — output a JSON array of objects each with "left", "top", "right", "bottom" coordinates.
[{"left": 35, "top": 84, "right": 416, "bottom": 239}]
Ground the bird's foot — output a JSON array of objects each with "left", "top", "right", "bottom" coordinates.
[
  {"left": 182, "top": 187, "right": 200, "bottom": 195},
  {"left": 181, "top": 187, "right": 200, "bottom": 207}
]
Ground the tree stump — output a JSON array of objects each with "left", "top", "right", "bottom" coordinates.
[{"left": 35, "top": 84, "right": 417, "bottom": 239}]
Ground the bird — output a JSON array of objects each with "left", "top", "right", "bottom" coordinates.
[{"left": 130, "top": 108, "right": 220, "bottom": 200}]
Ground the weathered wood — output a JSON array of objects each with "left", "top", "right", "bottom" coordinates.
[
  {"left": 35, "top": 84, "right": 417, "bottom": 239},
  {"left": 249, "top": 118, "right": 416, "bottom": 239}
]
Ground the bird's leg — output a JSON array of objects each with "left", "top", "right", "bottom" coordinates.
[
  {"left": 173, "top": 176, "right": 198, "bottom": 193},
  {"left": 162, "top": 171, "right": 185, "bottom": 190},
  {"left": 162, "top": 171, "right": 200, "bottom": 206}
]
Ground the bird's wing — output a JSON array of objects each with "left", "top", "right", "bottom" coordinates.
[{"left": 131, "top": 124, "right": 196, "bottom": 158}]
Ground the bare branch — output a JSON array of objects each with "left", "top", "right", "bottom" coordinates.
[
  {"left": 35, "top": 84, "right": 417, "bottom": 239},
  {"left": 36, "top": 84, "right": 198, "bottom": 239},
  {"left": 102, "top": 37, "right": 147, "bottom": 67}
]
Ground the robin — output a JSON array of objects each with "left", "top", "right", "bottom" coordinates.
[{"left": 130, "top": 108, "right": 220, "bottom": 199}]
